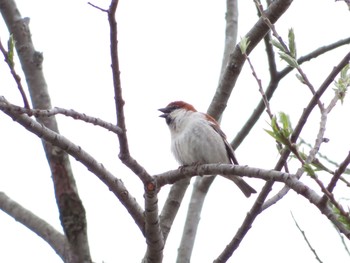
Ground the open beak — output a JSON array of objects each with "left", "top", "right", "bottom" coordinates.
[{"left": 158, "top": 107, "right": 171, "bottom": 118}]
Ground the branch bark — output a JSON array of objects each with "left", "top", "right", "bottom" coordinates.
[
  {"left": 0, "top": 192, "right": 70, "bottom": 262},
  {"left": 178, "top": 1, "right": 293, "bottom": 261},
  {"left": 207, "top": 0, "right": 293, "bottom": 120},
  {"left": 0, "top": 97, "right": 145, "bottom": 235},
  {"left": 0, "top": 1, "right": 91, "bottom": 262}
]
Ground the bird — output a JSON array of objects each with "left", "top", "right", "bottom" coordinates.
[{"left": 159, "top": 101, "right": 256, "bottom": 197}]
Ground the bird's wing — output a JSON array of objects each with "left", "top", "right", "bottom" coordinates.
[{"left": 206, "top": 114, "right": 239, "bottom": 165}]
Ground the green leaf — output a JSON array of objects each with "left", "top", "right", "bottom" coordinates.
[
  {"left": 239, "top": 36, "right": 250, "bottom": 54},
  {"left": 303, "top": 163, "right": 316, "bottom": 178},
  {"left": 265, "top": 114, "right": 293, "bottom": 147},
  {"left": 7, "top": 34, "right": 15, "bottom": 67},
  {"left": 288, "top": 28, "right": 297, "bottom": 58},
  {"left": 334, "top": 63, "right": 350, "bottom": 103},
  {"left": 331, "top": 204, "right": 350, "bottom": 231},
  {"left": 340, "top": 63, "right": 349, "bottom": 79},
  {"left": 279, "top": 112, "right": 293, "bottom": 137},
  {"left": 270, "top": 39, "right": 285, "bottom": 52},
  {"left": 264, "top": 129, "right": 278, "bottom": 141},
  {"left": 279, "top": 52, "right": 299, "bottom": 68}
]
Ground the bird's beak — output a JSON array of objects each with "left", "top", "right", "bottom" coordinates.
[{"left": 158, "top": 107, "right": 170, "bottom": 118}]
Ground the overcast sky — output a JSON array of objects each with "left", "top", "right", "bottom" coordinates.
[{"left": 1, "top": 0, "right": 350, "bottom": 262}]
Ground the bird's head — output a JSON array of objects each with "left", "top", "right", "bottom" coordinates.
[{"left": 158, "top": 101, "right": 196, "bottom": 125}]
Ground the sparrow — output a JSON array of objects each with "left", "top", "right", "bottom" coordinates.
[{"left": 159, "top": 101, "right": 256, "bottom": 197}]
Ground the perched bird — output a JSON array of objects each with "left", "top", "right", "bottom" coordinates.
[{"left": 159, "top": 101, "right": 256, "bottom": 197}]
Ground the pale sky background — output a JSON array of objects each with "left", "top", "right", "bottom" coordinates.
[{"left": 0, "top": 0, "right": 350, "bottom": 262}]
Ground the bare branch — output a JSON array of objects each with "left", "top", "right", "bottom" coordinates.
[
  {"left": 177, "top": 176, "right": 215, "bottom": 262},
  {"left": 159, "top": 178, "right": 191, "bottom": 241},
  {"left": 0, "top": 98, "right": 145, "bottom": 234},
  {"left": 87, "top": 2, "right": 108, "bottom": 12},
  {"left": 264, "top": 32, "right": 278, "bottom": 80},
  {"left": 103, "top": 0, "right": 153, "bottom": 185},
  {"left": 0, "top": 192, "right": 70, "bottom": 262},
  {"left": 291, "top": 212, "right": 324, "bottom": 263},
  {"left": 218, "top": 0, "right": 238, "bottom": 82},
  {"left": 0, "top": 0, "right": 91, "bottom": 261},
  {"left": 320, "top": 151, "right": 350, "bottom": 206},
  {"left": 0, "top": 100, "right": 122, "bottom": 135},
  {"left": 143, "top": 179, "right": 164, "bottom": 263},
  {"left": 155, "top": 164, "right": 350, "bottom": 238},
  {"left": 214, "top": 181, "right": 273, "bottom": 263}
]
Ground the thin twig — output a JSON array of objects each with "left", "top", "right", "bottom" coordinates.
[
  {"left": 233, "top": 37, "right": 350, "bottom": 149},
  {"left": 320, "top": 151, "right": 350, "bottom": 206},
  {"left": 255, "top": 0, "right": 324, "bottom": 111},
  {"left": 87, "top": 1, "right": 108, "bottom": 12},
  {"left": 291, "top": 212, "right": 324, "bottom": 263},
  {"left": 0, "top": 98, "right": 146, "bottom": 234},
  {"left": 263, "top": 52, "right": 350, "bottom": 210},
  {"left": 207, "top": 0, "right": 293, "bottom": 120},
  {"left": 0, "top": 99, "right": 122, "bottom": 135},
  {"left": 0, "top": 38, "right": 30, "bottom": 109}
]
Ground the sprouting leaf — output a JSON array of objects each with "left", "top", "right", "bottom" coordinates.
[
  {"left": 7, "top": 34, "right": 15, "bottom": 67},
  {"left": 270, "top": 39, "right": 285, "bottom": 52},
  {"left": 288, "top": 28, "right": 297, "bottom": 58},
  {"left": 279, "top": 112, "right": 292, "bottom": 137},
  {"left": 340, "top": 63, "right": 349, "bottom": 79},
  {"left": 296, "top": 73, "right": 306, "bottom": 84},
  {"left": 331, "top": 204, "right": 350, "bottom": 231},
  {"left": 304, "top": 163, "right": 316, "bottom": 178},
  {"left": 279, "top": 52, "right": 299, "bottom": 68},
  {"left": 333, "top": 63, "right": 350, "bottom": 103},
  {"left": 265, "top": 113, "right": 293, "bottom": 147},
  {"left": 239, "top": 36, "right": 251, "bottom": 54}
]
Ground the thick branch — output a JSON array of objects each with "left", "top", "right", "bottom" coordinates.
[
  {"left": 143, "top": 180, "right": 164, "bottom": 263},
  {"left": 0, "top": 99, "right": 145, "bottom": 234},
  {"left": 0, "top": 192, "right": 70, "bottom": 262},
  {"left": 176, "top": 176, "right": 215, "bottom": 263},
  {"left": 208, "top": 0, "right": 293, "bottom": 120},
  {"left": 218, "top": 0, "right": 238, "bottom": 82},
  {"left": 155, "top": 164, "right": 350, "bottom": 238},
  {"left": 0, "top": 1, "right": 90, "bottom": 261},
  {"left": 159, "top": 178, "right": 191, "bottom": 241}
]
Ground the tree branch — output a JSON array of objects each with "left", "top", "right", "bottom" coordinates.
[
  {"left": 232, "top": 36, "right": 350, "bottom": 149},
  {"left": 0, "top": 101, "right": 122, "bottom": 135},
  {"left": 0, "top": 98, "right": 146, "bottom": 235},
  {"left": 176, "top": 1, "right": 239, "bottom": 260},
  {"left": 208, "top": 0, "right": 293, "bottom": 120},
  {"left": 143, "top": 179, "right": 164, "bottom": 263},
  {"left": 159, "top": 178, "right": 191, "bottom": 241},
  {"left": 155, "top": 164, "right": 350, "bottom": 239},
  {"left": 0, "top": 192, "right": 70, "bottom": 262},
  {"left": 0, "top": 37, "right": 30, "bottom": 109},
  {"left": 217, "top": 51, "right": 350, "bottom": 260},
  {"left": 218, "top": 0, "right": 238, "bottom": 83},
  {"left": 0, "top": 1, "right": 91, "bottom": 261}
]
